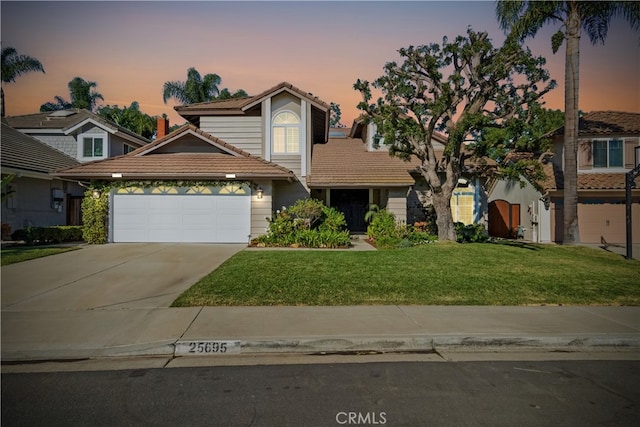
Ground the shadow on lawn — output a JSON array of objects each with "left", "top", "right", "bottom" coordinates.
[{"left": 489, "top": 239, "right": 542, "bottom": 251}]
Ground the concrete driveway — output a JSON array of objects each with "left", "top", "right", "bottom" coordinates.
[{"left": 1, "top": 243, "right": 245, "bottom": 311}]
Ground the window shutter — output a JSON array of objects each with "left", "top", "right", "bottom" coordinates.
[
  {"left": 624, "top": 138, "right": 638, "bottom": 168},
  {"left": 578, "top": 140, "right": 592, "bottom": 169}
]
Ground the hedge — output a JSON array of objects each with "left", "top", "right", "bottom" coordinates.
[{"left": 10, "top": 226, "right": 84, "bottom": 245}]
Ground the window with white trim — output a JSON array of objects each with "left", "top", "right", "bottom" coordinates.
[
  {"left": 272, "top": 111, "right": 300, "bottom": 154},
  {"left": 78, "top": 132, "right": 107, "bottom": 160},
  {"left": 593, "top": 139, "right": 623, "bottom": 168}
]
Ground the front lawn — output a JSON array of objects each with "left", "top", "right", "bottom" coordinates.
[
  {"left": 172, "top": 242, "right": 640, "bottom": 306},
  {"left": 1, "top": 245, "right": 80, "bottom": 266}
]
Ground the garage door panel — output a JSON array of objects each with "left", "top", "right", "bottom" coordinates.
[{"left": 113, "top": 193, "right": 250, "bottom": 243}]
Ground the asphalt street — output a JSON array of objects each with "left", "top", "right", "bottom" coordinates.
[{"left": 3, "top": 360, "right": 639, "bottom": 426}]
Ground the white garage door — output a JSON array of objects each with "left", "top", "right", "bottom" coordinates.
[{"left": 113, "top": 194, "right": 251, "bottom": 243}]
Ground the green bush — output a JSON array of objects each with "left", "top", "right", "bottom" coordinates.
[
  {"left": 10, "top": 226, "right": 84, "bottom": 245},
  {"left": 455, "top": 222, "right": 488, "bottom": 243},
  {"left": 252, "top": 199, "right": 351, "bottom": 248},
  {"left": 82, "top": 189, "right": 109, "bottom": 244},
  {"left": 319, "top": 206, "right": 347, "bottom": 232},
  {"left": 366, "top": 207, "right": 437, "bottom": 248}
]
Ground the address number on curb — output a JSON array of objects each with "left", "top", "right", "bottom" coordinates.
[{"left": 175, "top": 340, "right": 241, "bottom": 355}]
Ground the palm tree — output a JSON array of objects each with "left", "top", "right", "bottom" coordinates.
[
  {"left": 1, "top": 46, "right": 45, "bottom": 117},
  {"left": 496, "top": 1, "right": 640, "bottom": 244},
  {"left": 162, "top": 67, "right": 221, "bottom": 105},
  {"left": 40, "top": 76, "right": 104, "bottom": 112}
]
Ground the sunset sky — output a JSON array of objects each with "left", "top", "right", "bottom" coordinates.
[{"left": 2, "top": 1, "right": 639, "bottom": 127}]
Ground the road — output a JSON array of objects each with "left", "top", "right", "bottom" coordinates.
[{"left": 2, "top": 360, "right": 638, "bottom": 426}]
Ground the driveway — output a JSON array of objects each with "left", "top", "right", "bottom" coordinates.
[{"left": 1, "top": 243, "right": 245, "bottom": 311}]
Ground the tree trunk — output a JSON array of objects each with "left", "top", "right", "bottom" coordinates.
[
  {"left": 432, "top": 189, "right": 456, "bottom": 241},
  {"left": 562, "top": 2, "right": 581, "bottom": 244}
]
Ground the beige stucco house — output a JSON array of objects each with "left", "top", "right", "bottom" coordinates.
[{"left": 54, "top": 82, "right": 491, "bottom": 243}]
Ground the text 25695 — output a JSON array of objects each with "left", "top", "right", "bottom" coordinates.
[{"left": 188, "top": 341, "right": 228, "bottom": 353}]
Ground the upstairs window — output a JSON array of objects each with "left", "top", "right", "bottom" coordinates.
[
  {"left": 83, "top": 136, "right": 104, "bottom": 158},
  {"left": 272, "top": 111, "right": 300, "bottom": 154},
  {"left": 78, "top": 132, "right": 107, "bottom": 160},
  {"left": 593, "top": 139, "right": 623, "bottom": 168}
]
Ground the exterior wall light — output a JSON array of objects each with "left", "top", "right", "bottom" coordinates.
[
  {"left": 256, "top": 187, "right": 264, "bottom": 199},
  {"left": 92, "top": 189, "right": 101, "bottom": 199}
]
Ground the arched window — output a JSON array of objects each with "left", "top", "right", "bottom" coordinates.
[{"left": 272, "top": 111, "right": 300, "bottom": 153}]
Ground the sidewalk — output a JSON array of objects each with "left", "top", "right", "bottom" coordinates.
[{"left": 2, "top": 305, "right": 639, "bottom": 362}]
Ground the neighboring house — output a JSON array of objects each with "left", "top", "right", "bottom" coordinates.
[
  {"left": 4, "top": 109, "right": 150, "bottom": 163},
  {"left": 1, "top": 122, "right": 81, "bottom": 237},
  {"left": 53, "top": 81, "right": 492, "bottom": 243},
  {"left": 488, "top": 111, "right": 640, "bottom": 244},
  {"left": 4, "top": 109, "right": 150, "bottom": 228}
]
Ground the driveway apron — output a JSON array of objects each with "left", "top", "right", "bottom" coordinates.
[{"left": 1, "top": 243, "right": 244, "bottom": 311}]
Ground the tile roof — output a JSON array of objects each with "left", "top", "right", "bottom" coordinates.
[
  {"left": 1, "top": 122, "right": 79, "bottom": 174},
  {"left": 551, "top": 111, "right": 640, "bottom": 137},
  {"left": 541, "top": 162, "right": 639, "bottom": 191},
  {"left": 4, "top": 109, "right": 150, "bottom": 145},
  {"left": 174, "top": 82, "right": 331, "bottom": 116},
  {"left": 308, "top": 136, "right": 418, "bottom": 187},
  {"left": 54, "top": 124, "right": 296, "bottom": 181}
]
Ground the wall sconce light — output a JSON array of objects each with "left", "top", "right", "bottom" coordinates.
[
  {"left": 373, "top": 133, "right": 382, "bottom": 146},
  {"left": 256, "top": 187, "right": 264, "bottom": 199},
  {"left": 92, "top": 189, "right": 101, "bottom": 199}
]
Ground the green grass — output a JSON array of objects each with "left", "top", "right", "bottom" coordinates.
[
  {"left": 172, "top": 242, "right": 640, "bottom": 307},
  {"left": 1, "top": 245, "right": 80, "bottom": 266}
]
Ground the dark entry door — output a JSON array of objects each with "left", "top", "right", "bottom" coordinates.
[
  {"left": 67, "top": 196, "right": 84, "bottom": 226},
  {"left": 331, "top": 189, "right": 369, "bottom": 233}
]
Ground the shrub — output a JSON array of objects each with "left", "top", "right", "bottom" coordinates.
[
  {"left": 10, "top": 226, "right": 84, "bottom": 245},
  {"left": 454, "top": 222, "right": 489, "bottom": 243},
  {"left": 319, "top": 206, "right": 347, "bottom": 232},
  {"left": 366, "top": 209, "right": 399, "bottom": 242},
  {"left": 252, "top": 199, "right": 351, "bottom": 248}
]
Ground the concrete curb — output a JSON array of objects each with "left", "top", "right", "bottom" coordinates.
[{"left": 4, "top": 334, "right": 639, "bottom": 363}]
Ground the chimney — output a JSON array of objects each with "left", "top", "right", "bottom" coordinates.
[{"left": 157, "top": 117, "right": 169, "bottom": 139}]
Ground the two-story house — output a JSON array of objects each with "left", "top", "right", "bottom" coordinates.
[
  {"left": 488, "top": 111, "right": 640, "bottom": 244},
  {"left": 54, "top": 82, "right": 491, "bottom": 243},
  {"left": 2, "top": 110, "right": 150, "bottom": 233}
]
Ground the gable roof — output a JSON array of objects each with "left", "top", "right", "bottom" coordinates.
[
  {"left": 53, "top": 124, "right": 296, "bottom": 181},
  {"left": 1, "top": 122, "right": 79, "bottom": 174},
  {"left": 308, "top": 135, "right": 418, "bottom": 188},
  {"left": 551, "top": 111, "right": 640, "bottom": 137},
  {"left": 4, "top": 109, "right": 150, "bottom": 146},
  {"left": 174, "top": 82, "right": 330, "bottom": 120}
]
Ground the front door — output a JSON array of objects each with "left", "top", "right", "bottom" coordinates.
[{"left": 330, "top": 189, "right": 369, "bottom": 233}]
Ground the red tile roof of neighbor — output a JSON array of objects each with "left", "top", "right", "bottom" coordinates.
[
  {"left": 541, "top": 163, "right": 639, "bottom": 192},
  {"left": 551, "top": 111, "right": 640, "bottom": 137},
  {"left": 54, "top": 124, "right": 296, "bottom": 181}
]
